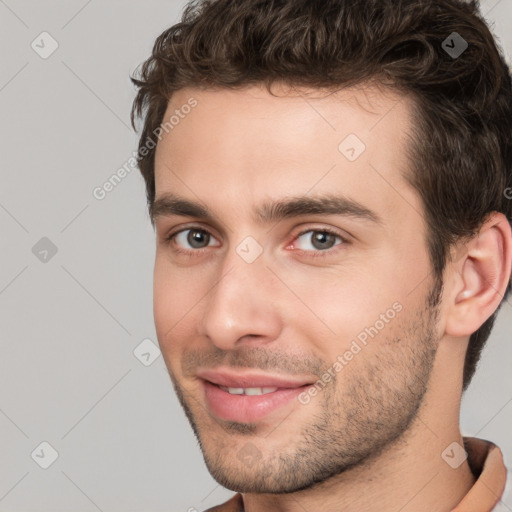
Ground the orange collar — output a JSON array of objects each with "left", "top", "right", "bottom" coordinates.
[{"left": 450, "top": 437, "right": 508, "bottom": 512}]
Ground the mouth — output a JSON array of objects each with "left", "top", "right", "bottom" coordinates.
[
  {"left": 197, "top": 368, "right": 315, "bottom": 423},
  {"left": 217, "top": 385, "right": 280, "bottom": 395}
]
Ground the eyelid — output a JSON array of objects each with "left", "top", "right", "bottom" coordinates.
[
  {"left": 164, "top": 224, "right": 221, "bottom": 253},
  {"left": 289, "top": 225, "right": 351, "bottom": 245},
  {"left": 286, "top": 226, "right": 349, "bottom": 258}
]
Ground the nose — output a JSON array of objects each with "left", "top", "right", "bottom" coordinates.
[{"left": 199, "top": 248, "right": 283, "bottom": 351}]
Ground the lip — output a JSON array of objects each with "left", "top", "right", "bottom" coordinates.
[
  {"left": 197, "top": 367, "right": 315, "bottom": 423},
  {"left": 196, "top": 368, "right": 314, "bottom": 389}
]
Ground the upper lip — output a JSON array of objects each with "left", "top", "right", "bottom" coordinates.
[{"left": 197, "top": 368, "right": 315, "bottom": 389}]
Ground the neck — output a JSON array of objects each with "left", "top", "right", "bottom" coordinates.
[{"left": 242, "top": 341, "right": 476, "bottom": 512}]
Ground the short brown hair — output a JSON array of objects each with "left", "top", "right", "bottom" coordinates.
[{"left": 130, "top": 0, "right": 512, "bottom": 391}]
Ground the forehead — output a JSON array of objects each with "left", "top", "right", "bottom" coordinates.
[{"left": 153, "top": 82, "right": 420, "bottom": 227}]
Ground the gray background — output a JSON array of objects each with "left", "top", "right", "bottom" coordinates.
[{"left": 0, "top": 1, "right": 511, "bottom": 510}]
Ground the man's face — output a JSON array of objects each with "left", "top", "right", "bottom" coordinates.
[{"left": 152, "top": 83, "right": 443, "bottom": 492}]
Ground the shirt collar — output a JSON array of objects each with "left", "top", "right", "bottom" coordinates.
[{"left": 450, "top": 436, "right": 508, "bottom": 512}]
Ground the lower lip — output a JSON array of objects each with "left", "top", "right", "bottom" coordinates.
[{"left": 202, "top": 380, "right": 309, "bottom": 423}]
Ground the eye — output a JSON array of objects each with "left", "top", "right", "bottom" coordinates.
[
  {"left": 291, "top": 228, "right": 347, "bottom": 257},
  {"left": 163, "top": 225, "right": 348, "bottom": 258},
  {"left": 165, "top": 227, "right": 219, "bottom": 254}
]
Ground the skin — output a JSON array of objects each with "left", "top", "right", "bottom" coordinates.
[{"left": 151, "top": 82, "right": 512, "bottom": 512}]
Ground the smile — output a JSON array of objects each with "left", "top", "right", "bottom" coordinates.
[
  {"left": 196, "top": 368, "right": 315, "bottom": 423},
  {"left": 219, "top": 386, "right": 278, "bottom": 395}
]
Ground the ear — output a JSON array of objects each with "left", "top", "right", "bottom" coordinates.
[{"left": 444, "top": 212, "right": 512, "bottom": 337}]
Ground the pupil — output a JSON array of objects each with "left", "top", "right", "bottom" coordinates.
[
  {"left": 189, "top": 230, "right": 208, "bottom": 248},
  {"left": 313, "top": 232, "right": 333, "bottom": 249}
]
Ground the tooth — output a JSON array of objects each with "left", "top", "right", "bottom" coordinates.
[
  {"left": 227, "top": 387, "right": 244, "bottom": 394},
  {"left": 244, "top": 387, "right": 264, "bottom": 395},
  {"left": 219, "top": 386, "right": 280, "bottom": 395}
]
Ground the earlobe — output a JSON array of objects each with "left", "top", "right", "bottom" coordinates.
[{"left": 445, "top": 213, "right": 512, "bottom": 338}]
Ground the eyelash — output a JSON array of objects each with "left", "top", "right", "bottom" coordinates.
[{"left": 163, "top": 226, "right": 349, "bottom": 259}]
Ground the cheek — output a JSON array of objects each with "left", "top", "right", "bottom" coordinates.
[
  {"left": 152, "top": 255, "right": 217, "bottom": 357},
  {"left": 153, "top": 258, "right": 171, "bottom": 327},
  {"left": 288, "top": 261, "right": 413, "bottom": 360},
  {"left": 153, "top": 257, "right": 192, "bottom": 353}
]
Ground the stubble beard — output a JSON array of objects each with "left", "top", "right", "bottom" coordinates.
[{"left": 167, "top": 279, "right": 443, "bottom": 493}]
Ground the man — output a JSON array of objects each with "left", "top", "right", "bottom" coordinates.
[{"left": 130, "top": 0, "right": 512, "bottom": 510}]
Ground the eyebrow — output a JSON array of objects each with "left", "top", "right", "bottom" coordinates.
[{"left": 150, "top": 192, "right": 383, "bottom": 227}]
